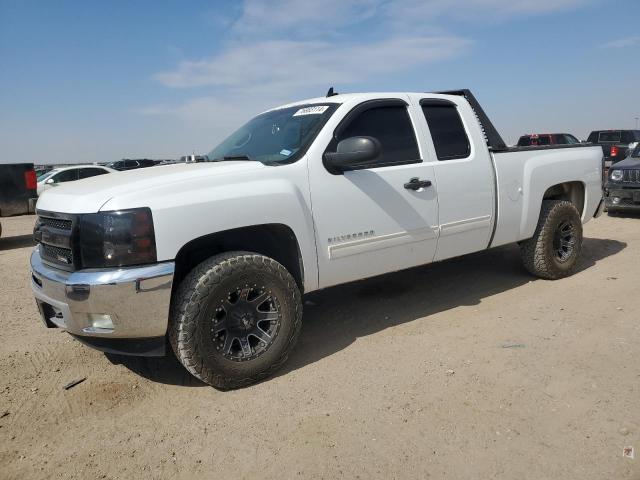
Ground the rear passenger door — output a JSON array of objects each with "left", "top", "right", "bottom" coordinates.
[{"left": 413, "top": 95, "right": 495, "bottom": 261}]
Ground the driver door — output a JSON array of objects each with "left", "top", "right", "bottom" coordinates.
[{"left": 308, "top": 97, "right": 440, "bottom": 288}]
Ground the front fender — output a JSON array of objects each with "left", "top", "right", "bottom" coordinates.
[{"left": 100, "top": 165, "right": 319, "bottom": 291}]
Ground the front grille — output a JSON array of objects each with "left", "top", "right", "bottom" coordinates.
[
  {"left": 622, "top": 169, "right": 640, "bottom": 183},
  {"left": 35, "top": 212, "right": 78, "bottom": 271},
  {"left": 41, "top": 244, "right": 74, "bottom": 266},
  {"left": 39, "top": 217, "right": 72, "bottom": 230}
]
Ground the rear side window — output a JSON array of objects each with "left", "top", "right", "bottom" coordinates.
[
  {"left": 53, "top": 169, "right": 78, "bottom": 183},
  {"left": 537, "top": 135, "right": 551, "bottom": 145},
  {"left": 599, "top": 131, "right": 621, "bottom": 142},
  {"left": 336, "top": 105, "right": 420, "bottom": 167},
  {"left": 517, "top": 136, "right": 531, "bottom": 147},
  {"left": 79, "top": 168, "right": 108, "bottom": 179},
  {"left": 421, "top": 102, "right": 471, "bottom": 160},
  {"left": 621, "top": 131, "right": 640, "bottom": 143}
]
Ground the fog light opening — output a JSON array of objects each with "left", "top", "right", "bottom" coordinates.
[
  {"left": 612, "top": 197, "right": 621, "bottom": 205},
  {"left": 88, "top": 314, "right": 114, "bottom": 330}
]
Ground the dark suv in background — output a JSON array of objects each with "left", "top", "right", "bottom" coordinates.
[
  {"left": 105, "top": 159, "right": 161, "bottom": 171},
  {"left": 517, "top": 133, "right": 580, "bottom": 147},
  {"left": 587, "top": 130, "right": 640, "bottom": 168},
  {"left": 605, "top": 144, "right": 640, "bottom": 213}
]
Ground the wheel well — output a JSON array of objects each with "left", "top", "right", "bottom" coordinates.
[
  {"left": 172, "top": 224, "right": 304, "bottom": 292},
  {"left": 542, "top": 181, "right": 585, "bottom": 217}
]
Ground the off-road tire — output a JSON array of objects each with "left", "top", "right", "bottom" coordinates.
[
  {"left": 169, "top": 252, "right": 302, "bottom": 390},
  {"left": 520, "top": 200, "right": 583, "bottom": 280}
]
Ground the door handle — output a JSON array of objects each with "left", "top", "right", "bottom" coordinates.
[{"left": 404, "top": 177, "right": 432, "bottom": 190}]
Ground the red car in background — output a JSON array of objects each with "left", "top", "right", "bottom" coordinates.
[{"left": 517, "top": 133, "right": 580, "bottom": 147}]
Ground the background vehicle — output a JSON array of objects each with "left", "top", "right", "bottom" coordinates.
[
  {"left": 517, "top": 133, "right": 580, "bottom": 147},
  {"left": 180, "top": 155, "right": 208, "bottom": 163},
  {"left": 1, "top": 163, "right": 37, "bottom": 217},
  {"left": 606, "top": 144, "right": 640, "bottom": 212},
  {"left": 0, "top": 163, "right": 38, "bottom": 237},
  {"left": 34, "top": 165, "right": 53, "bottom": 178},
  {"left": 105, "top": 159, "right": 161, "bottom": 171},
  {"left": 587, "top": 130, "right": 640, "bottom": 169},
  {"left": 30, "top": 89, "right": 603, "bottom": 389},
  {"left": 36, "top": 165, "right": 115, "bottom": 195}
]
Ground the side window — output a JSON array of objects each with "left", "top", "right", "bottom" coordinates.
[
  {"left": 53, "top": 169, "right": 78, "bottom": 183},
  {"left": 421, "top": 102, "right": 470, "bottom": 160},
  {"left": 79, "top": 168, "right": 108, "bottom": 179},
  {"left": 518, "top": 136, "right": 531, "bottom": 147},
  {"left": 335, "top": 105, "right": 420, "bottom": 167}
]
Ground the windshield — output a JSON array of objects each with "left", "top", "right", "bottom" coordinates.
[
  {"left": 208, "top": 103, "right": 339, "bottom": 165},
  {"left": 37, "top": 170, "right": 58, "bottom": 182}
]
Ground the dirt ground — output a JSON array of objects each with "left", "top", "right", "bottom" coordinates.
[{"left": 0, "top": 213, "right": 638, "bottom": 479}]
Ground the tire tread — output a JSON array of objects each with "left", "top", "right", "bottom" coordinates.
[
  {"left": 168, "top": 252, "right": 302, "bottom": 389},
  {"left": 520, "top": 200, "right": 582, "bottom": 280}
]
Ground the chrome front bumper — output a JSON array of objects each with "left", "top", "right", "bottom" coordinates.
[{"left": 30, "top": 247, "right": 174, "bottom": 350}]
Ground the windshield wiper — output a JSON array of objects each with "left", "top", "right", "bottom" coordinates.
[{"left": 222, "top": 155, "right": 253, "bottom": 161}]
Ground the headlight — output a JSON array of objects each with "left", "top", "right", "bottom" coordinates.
[
  {"left": 79, "top": 208, "right": 157, "bottom": 268},
  {"left": 610, "top": 170, "right": 624, "bottom": 182}
]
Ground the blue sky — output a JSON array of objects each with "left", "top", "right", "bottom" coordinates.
[{"left": 1, "top": 0, "right": 639, "bottom": 164}]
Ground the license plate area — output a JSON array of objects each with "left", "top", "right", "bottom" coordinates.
[{"left": 633, "top": 191, "right": 640, "bottom": 203}]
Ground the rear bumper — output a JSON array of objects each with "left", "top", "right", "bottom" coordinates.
[{"left": 30, "top": 247, "right": 174, "bottom": 356}]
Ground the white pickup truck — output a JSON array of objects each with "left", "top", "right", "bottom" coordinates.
[{"left": 31, "top": 89, "right": 604, "bottom": 389}]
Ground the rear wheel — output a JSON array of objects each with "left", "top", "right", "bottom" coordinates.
[
  {"left": 520, "top": 200, "right": 583, "bottom": 280},
  {"left": 169, "top": 252, "right": 302, "bottom": 389}
]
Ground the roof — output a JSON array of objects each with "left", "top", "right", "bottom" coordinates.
[
  {"left": 262, "top": 91, "right": 461, "bottom": 113},
  {"left": 47, "top": 164, "right": 115, "bottom": 172}
]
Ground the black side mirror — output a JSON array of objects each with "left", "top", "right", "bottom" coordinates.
[{"left": 323, "top": 136, "right": 381, "bottom": 173}]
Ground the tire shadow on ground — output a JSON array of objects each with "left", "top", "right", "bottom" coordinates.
[
  {"left": 277, "top": 237, "right": 626, "bottom": 378},
  {"left": 104, "top": 350, "right": 206, "bottom": 387},
  {"left": 111, "top": 237, "right": 625, "bottom": 387}
]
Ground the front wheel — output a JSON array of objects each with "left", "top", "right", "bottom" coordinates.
[
  {"left": 169, "top": 252, "right": 302, "bottom": 389},
  {"left": 520, "top": 200, "right": 583, "bottom": 280}
]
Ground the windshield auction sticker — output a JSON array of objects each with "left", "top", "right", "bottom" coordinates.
[{"left": 293, "top": 105, "right": 330, "bottom": 116}]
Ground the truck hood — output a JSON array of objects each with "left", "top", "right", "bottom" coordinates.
[{"left": 36, "top": 161, "right": 264, "bottom": 214}]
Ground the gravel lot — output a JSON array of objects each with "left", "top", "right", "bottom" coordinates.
[{"left": 1, "top": 213, "right": 639, "bottom": 479}]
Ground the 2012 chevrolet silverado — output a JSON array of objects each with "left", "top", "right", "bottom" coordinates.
[{"left": 30, "top": 90, "right": 604, "bottom": 389}]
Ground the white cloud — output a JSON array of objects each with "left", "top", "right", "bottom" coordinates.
[
  {"left": 601, "top": 36, "right": 640, "bottom": 49},
  {"left": 141, "top": 0, "right": 593, "bottom": 141},
  {"left": 154, "top": 36, "right": 469, "bottom": 90}
]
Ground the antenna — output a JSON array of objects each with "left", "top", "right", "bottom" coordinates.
[{"left": 326, "top": 87, "right": 338, "bottom": 97}]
